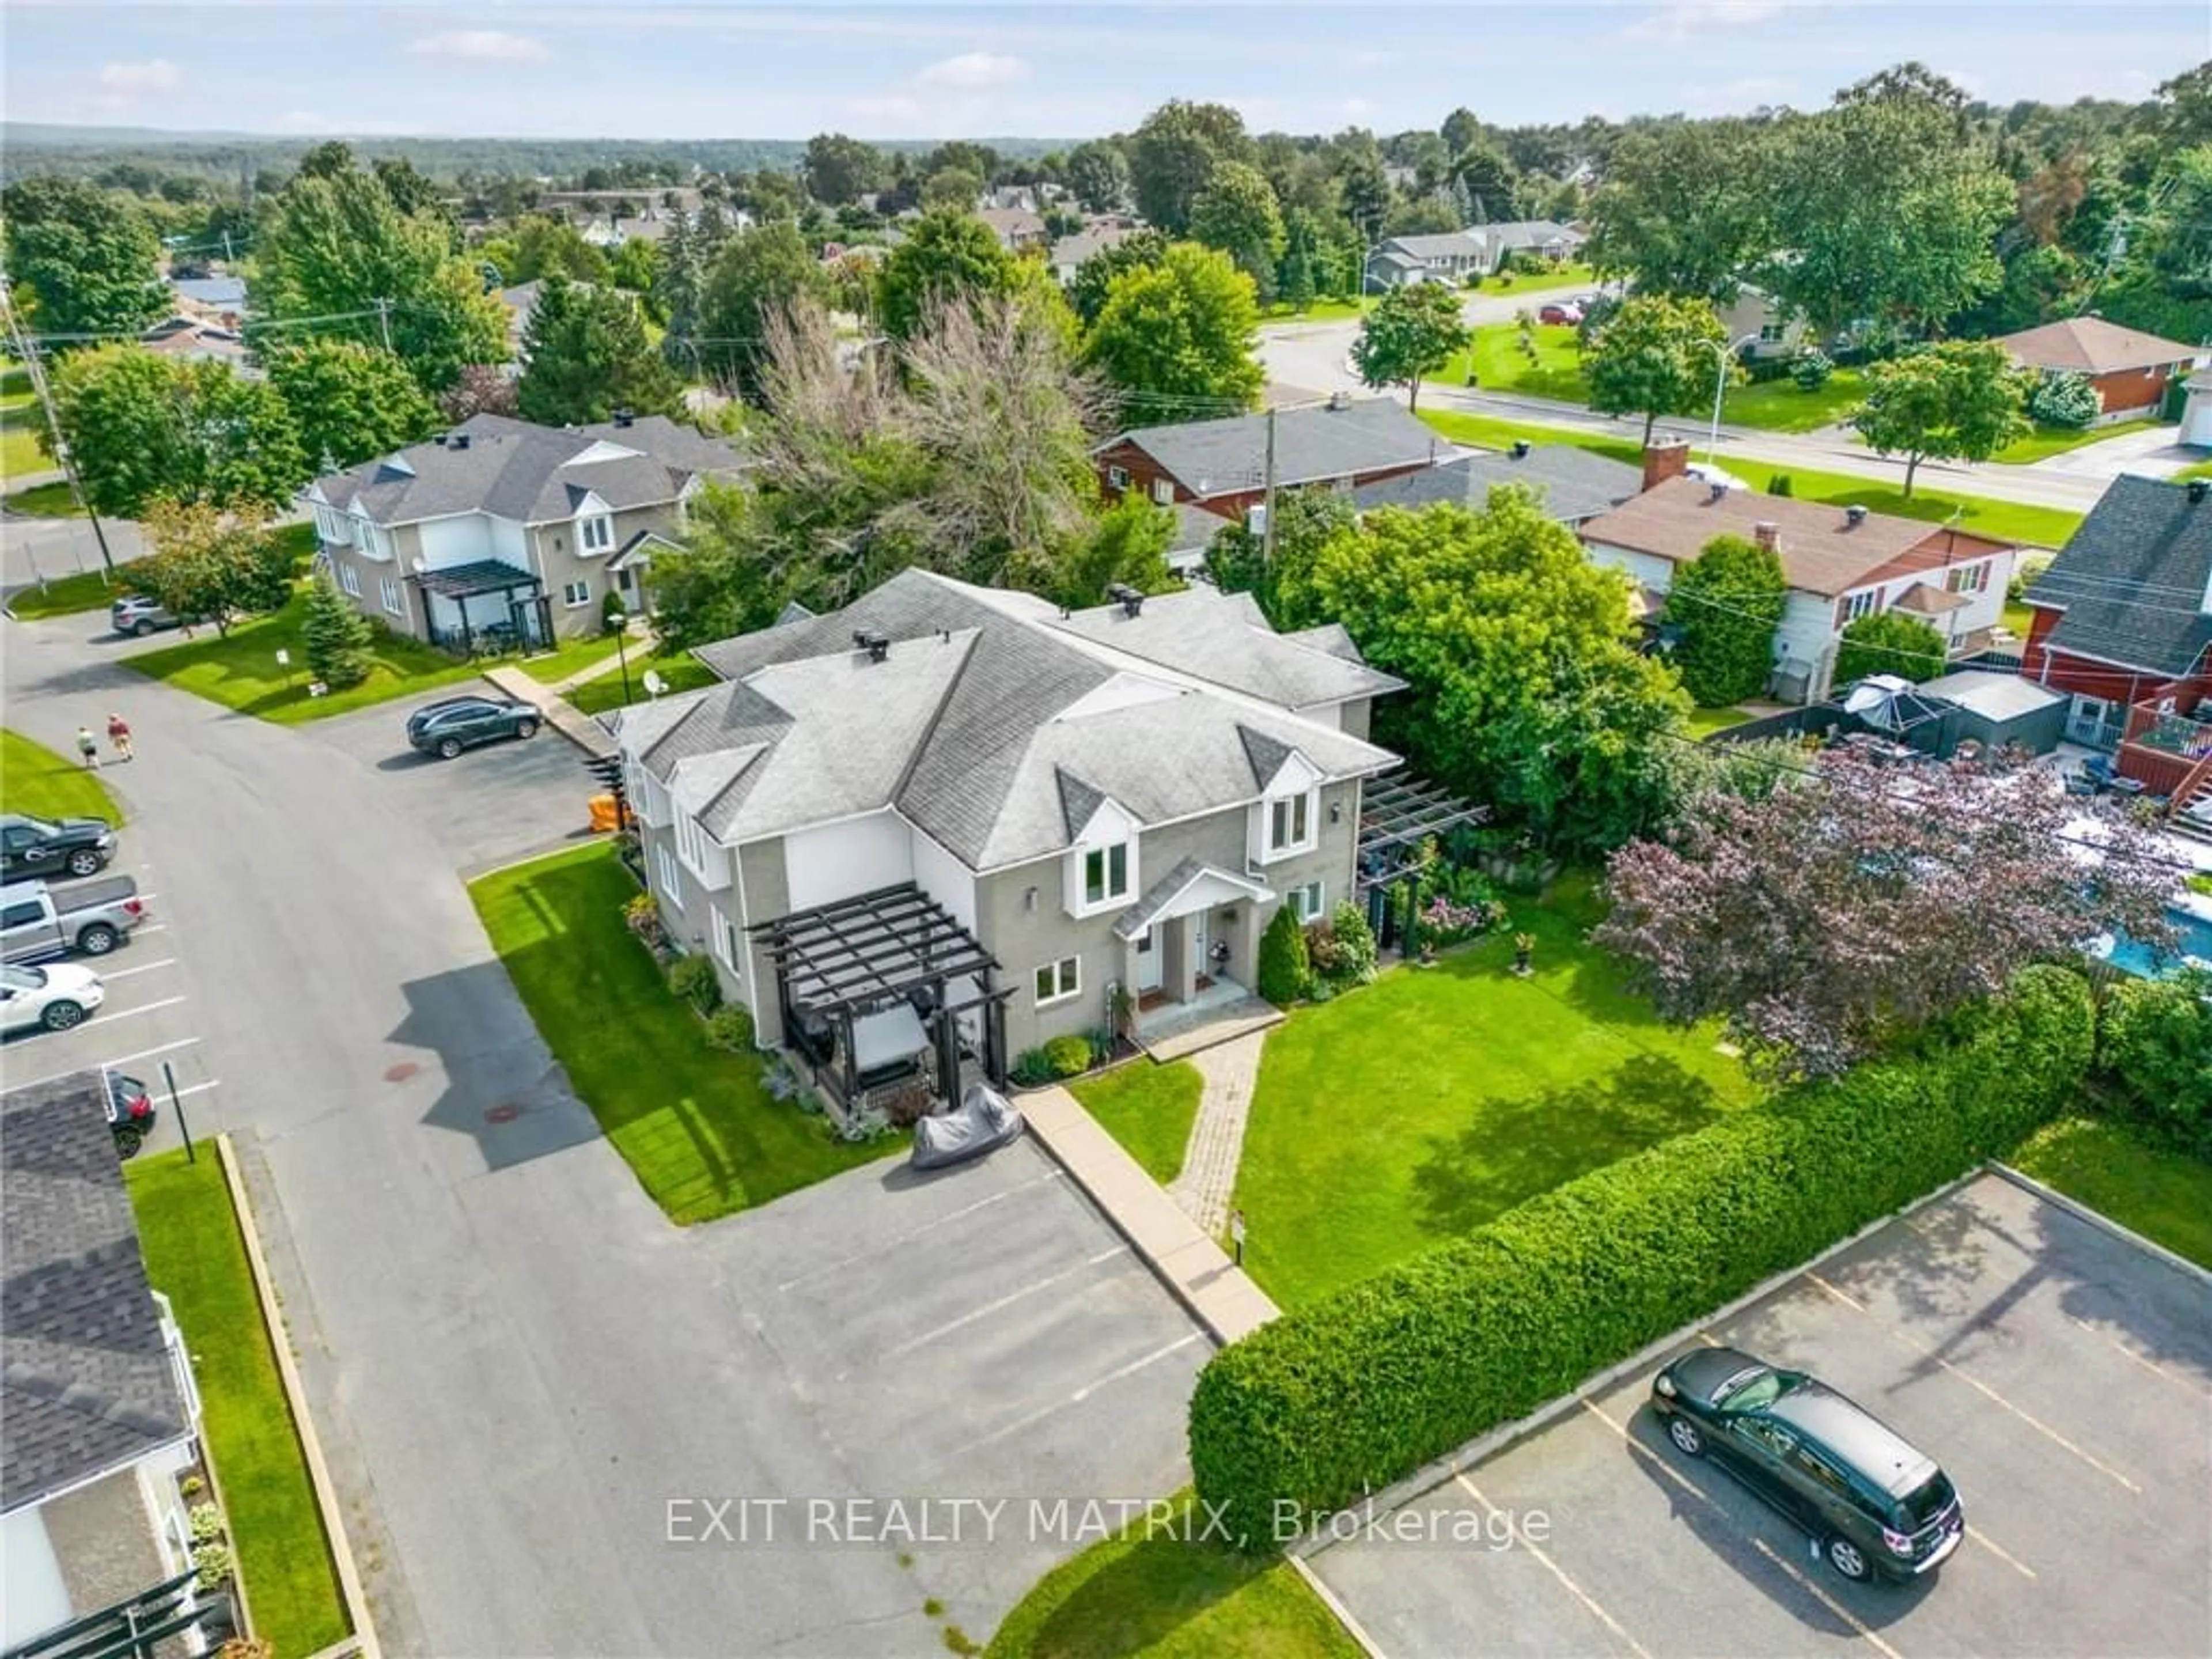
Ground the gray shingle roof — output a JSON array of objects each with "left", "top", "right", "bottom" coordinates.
[
  {"left": 1381, "top": 233, "right": 1483, "bottom": 260},
  {"left": 3, "top": 1074, "right": 191, "bottom": 1513},
  {"left": 306, "top": 413, "right": 747, "bottom": 528},
  {"left": 1047, "top": 585, "right": 1405, "bottom": 709},
  {"left": 2027, "top": 476, "right": 2212, "bottom": 678},
  {"left": 1105, "top": 399, "right": 1446, "bottom": 498},
  {"left": 1353, "top": 447, "right": 1642, "bottom": 522},
  {"left": 1111, "top": 855, "right": 1270, "bottom": 941},
  {"left": 642, "top": 569, "right": 1398, "bottom": 869}
]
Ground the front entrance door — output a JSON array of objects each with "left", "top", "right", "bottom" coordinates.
[
  {"left": 1192, "top": 914, "right": 1210, "bottom": 981},
  {"left": 1137, "top": 926, "right": 1164, "bottom": 993}
]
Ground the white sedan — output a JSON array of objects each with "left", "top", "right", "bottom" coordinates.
[{"left": 1, "top": 960, "right": 106, "bottom": 1033}]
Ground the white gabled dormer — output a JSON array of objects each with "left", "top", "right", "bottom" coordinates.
[
  {"left": 1244, "top": 733, "right": 1322, "bottom": 868},
  {"left": 572, "top": 488, "right": 616, "bottom": 556},
  {"left": 1061, "top": 779, "right": 1141, "bottom": 919},
  {"left": 568, "top": 439, "right": 644, "bottom": 467}
]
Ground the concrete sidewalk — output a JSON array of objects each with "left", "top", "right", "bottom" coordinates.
[
  {"left": 479, "top": 664, "right": 617, "bottom": 759},
  {"left": 1024, "top": 1086, "right": 1279, "bottom": 1344}
]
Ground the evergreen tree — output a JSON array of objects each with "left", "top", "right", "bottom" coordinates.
[
  {"left": 301, "top": 566, "right": 376, "bottom": 688},
  {"left": 516, "top": 274, "right": 683, "bottom": 426}
]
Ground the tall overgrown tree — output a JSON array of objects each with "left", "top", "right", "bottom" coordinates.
[
  {"left": 1585, "top": 119, "right": 1776, "bottom": 298},
  {"left": 1666, "top": 535, "right": 1787, "bottom": 707},
  {"left": 1351, "top": 282, "right": 1469, "bottom": 411},
  {"left": 1851, "top": 340, "right": 2029, "bottom": 497},
  {"left": 1188, "top": 161, "right": 1286, "bottom": 301},
  {"left": 1081, "top": 241, "right": 1262, "bottom": 426},
  {"left": 1584, "top": 293, "right": 1737, "bottom": 444},
  {"left": 803, "top": 133, "right": 886, "bottom": 204},
  {"left": 1130, "top": 100, "right": 1251, "bottom": 232},
  {"left": 690, "top": 219, "right": 828, "bottom": 400},
  {"left": 516, "top": 274, "right": 682, "bottom": 426},
  {"left": 1597, "top": 747, "right": 2175, "bottom": 1075},
  {"left": 265, "top": 339, "right": 440, "bottom": 473},
  {"left": 0, "top": 176, "right": 168, "bottom": 338},
  {"left": 874, "top": 209, "right": 1018, "bottom": 340},
  {"left": 1065, "top": 140, "right": 1131, "bottom": 212}
]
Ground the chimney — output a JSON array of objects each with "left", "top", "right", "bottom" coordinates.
[
  {"left": 2191, "top": 479, "right": 2210, "bottom": 505},
  {"left": 1753, "top": 521, "right": 1780, "bottom": 551},
  {"left": 1845, "top": 505, "right": 1868, "bottom": 527},
  {"left": 851, "top": 629, "right": 890, "bottom": 663},
  {"left": 1107, "top": 582, "right": 1145, "bottom": 618},
  {"left": 1510, "top": 440, "right": 1531, "bottom": 460},
  {"left": 1642, "top": 438, "right": 1690, "bottom": 493},
  {"left": 613, "top": 408, "right": 634, "bottom": 429},
  {"left": 449, "top": 433, "right": 471, "bottom": 451}
]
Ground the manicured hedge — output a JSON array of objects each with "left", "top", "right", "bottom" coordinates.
[{"left": 1188, "top": 967, "right": 2094, "bottom": 1551}]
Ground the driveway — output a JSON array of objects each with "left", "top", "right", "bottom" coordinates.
[
  {"left": 1311, "top": 1171, "right": 2212, "bottom": 1658},
  {"left": 1, "top": 612, "right": 1209, "bottom": 1656},
  {"left": 2024, "top": 422, "right": 2203, "bottom": 482}
]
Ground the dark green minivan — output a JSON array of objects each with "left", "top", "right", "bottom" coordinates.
[{"left": 1651, "top": 1347, "right": 1964, "bottom": 1584}]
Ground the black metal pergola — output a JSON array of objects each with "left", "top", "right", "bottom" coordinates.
[
  {"left": 412, "top": 560, "right": 551, "bottom": 654},
  {"left": 1357, "top": 772, "right": 1492, "bottom": 955},
  {"left": 752, "top": 882, "right": 1010, "bottom": 1105}
]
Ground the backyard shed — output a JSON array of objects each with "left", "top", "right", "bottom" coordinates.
[{"left": 1920, "top": 670, "right": 2068, "bottom": 757}]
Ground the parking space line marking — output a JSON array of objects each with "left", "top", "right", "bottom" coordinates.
[
  {"left": 947, "top": 1331, "right": 1203, "bottom": 1458},
  {"left": 1806, "top": 1272, "right": 2142, "bottom": 1494},
  {"left": 2065, "top": 1315, "right": 2210, "bottom": 1395},
  {"left": 1453, "top": 1474, "right": 1653, "bottom": 1659},
  {"left": 98, "top": 957, "right": 176, "bottom": 979},
  {"left": 883, "top": 1247, "right": 1130, "bottom": 1358},
  {"left": 1967, "top": 1525, "right": 2036, "bottom": 1580},
  {"left": 104, "top": 1036, "right": 201, "bottom": 1068},
  {"left": 134, "top": 924, "right": 169, "bottom": 937},
  {"left": 3, "top": 1036, "right": 200, "bottom": 1092},
  {"left": 775, "top": 1169, "right": 1063, "bottom": 1291},
  {"left": 165, "top": 1080, "right": 221, "bottom": 1103},
  {"left": 92, "top": 995, "right": 187, "bottom": 1023},
  {"left": 1579, "top": 1403, "right": 1907, "bottom": 1659}
]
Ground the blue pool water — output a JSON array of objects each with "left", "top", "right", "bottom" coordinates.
[{"left": 2103, "top": 906, "right": 2212, "bottom": 978}]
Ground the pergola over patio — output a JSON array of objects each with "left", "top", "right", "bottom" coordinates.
[
  {"left": 410, "top": 560, "right": 549, "bottom": 653},
  {"left": 1356, "top": 772, "right": 1491, "bottom": 892},
  {"left": 752, "top": 882, "right": 1010, "bottom": 1108}
]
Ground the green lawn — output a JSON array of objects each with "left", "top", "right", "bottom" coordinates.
[
  {"left": 2008, "top": 1115, "right": 2212, "bottom": 1270},
  {"left": 1684, "top": 704, "right": 1755, "bottom": 737},
  {"left": 126, "top": 581, "right": 484, "bottom": 725},
  {"left": 1475, "top": 260, "right": 1593, "bottom": 297},
  {"left": 0, "top": 364, "right": 50, "bottom": 480},
  {"left": 1719, "top": 368, "right": 1869, "bottom": 434},
  {"left": 2002, "top": 599, "right": 2036, "bottom": 638},
  {"left": 1415, "top": 410, "right": 2087, "bottom": 550},
  {"left": 566, "top": 649, "right": 717, "bottom": 715},
  {"left": 7, "top": 562, "right": 126, "bottom": 618},
  {"left": 1434, "top": 323, "right": 1588, "bottom": 401},
  {"left": 3, "top": 478, "right": 84, "bottom": 515},
  {"left": 1233, "top": 878, "right": 1758, "bottom": 1308},
  {"left": 1991, "top": 418, "right": 2163, "bottom": 465},
  {"left": 2, "top": 726, "right": 123, "bottom": 821},
  {"left": 1260, "top": 297, "right": 1372, "bottom": 324},
  {"left": 2177, "top": 457, "right": 2212, "bottom": 482},
  {"left": 518, "top": 630, "right": 627, "bottom": 684},
  {"left": 126, "top": 1150, "right": 352, "bottom": 1658},
  {"left": 470, "top": 842, "right": 895, "bottom": 1224},
  {"left": 986, "top": 1494, "right": 1361, "bottom": 1659},
  {"left": 1071, "top": 1061, "right": 1204, "bottom": 1185}
]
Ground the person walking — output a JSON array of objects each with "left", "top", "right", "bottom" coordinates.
[
  {"left": 75, "top": 726, "right": 101, "bottom": 769},
  {"left": 105, "top": 713, "right": 134, "bottom": 762}
]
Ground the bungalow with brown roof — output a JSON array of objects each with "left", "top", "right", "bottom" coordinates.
[
  {"left": 1991, "top": 316, "right": 2202, "bottom": 423},
  {"left": 1578, "top": 476, "right": 2018, "bottom": 702}
]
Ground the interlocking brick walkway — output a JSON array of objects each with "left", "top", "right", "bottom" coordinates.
[{"left": 1168, "top": 1031, "right": 1268, "bottom": 1240}]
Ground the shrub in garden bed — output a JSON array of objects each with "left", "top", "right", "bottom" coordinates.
[
  {"left": 1257, "top": 904, "right": 1310, "bottom": 1003},
  {"left": 1188, "top": 966, "right": 2094, "bottom": 1551},
  {"left": 666, "top": 953, "right": 721, "bottom": 1014}
]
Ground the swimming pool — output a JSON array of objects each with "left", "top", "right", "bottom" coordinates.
[{"left": 2099, "top": 905, "right": 2212, "bottom": 978}]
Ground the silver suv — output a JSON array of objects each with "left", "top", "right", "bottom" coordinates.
[{"left": 111, "top": 594, "right": 183, "bottom": 637}]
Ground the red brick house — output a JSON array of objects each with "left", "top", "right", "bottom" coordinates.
[
  {"left": 1994, "top": 317, "right": 2203, "bottom": 423},
  {"left": 1091, "top": 397, "right": 1445, "bottom": 526},
  {"left": 2024, "top": 475, "right": 2212, "bottom": 822}
]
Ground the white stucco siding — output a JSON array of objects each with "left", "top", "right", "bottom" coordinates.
[
  {"left": 910, "top": 824, "right": 978, "bottom": 934},
  {"left": 416, "top": 513, "right": 499, "bottom": 573},
  {"left": 488, "top": 514, "right": 532, "bottom": 575},
  {"left": 2, "top": 1506, "right": 71, "bottom": 1650},
  {"left": 1775, "top": 592, "right": 1840, "bottom": 670},
  {"left": 784, "top": 812, "right": 913, "bottom": 911}
]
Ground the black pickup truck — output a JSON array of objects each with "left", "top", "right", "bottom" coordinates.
[{"left": 1, "top": 812, "right": 118, "bottom": 880}]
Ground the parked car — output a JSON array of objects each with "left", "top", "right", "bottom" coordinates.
[
  {"left": 1651, "top": 1346, "right": 1964, "bottom": 1584},
  {"left": 111, "top": 594, "right": 185, "bottom": 638},
  {"left": 1, "top": 876, "right": 149, "bottom": 964},
  {"left": 1538, "top": 302, "right": 1584, "bottom": 325},
  {"left": 104, "top": 1068, "right": 157, "bottom": 1157},
  {"left": 406, "top": 695, "right": 541, "bottom": 760},
  {"left": 0, "top": 960, "right": 106, "bottom": 1033},
  {"left": 0, "top": 812, "right": 118, "bottom": 880}
]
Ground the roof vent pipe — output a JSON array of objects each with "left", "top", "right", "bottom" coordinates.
[
  {"left": 1107, "top": 582, "right": 1145, "bottom": 618},
  {"left": 851, "top": 629, "right": 890, "bottom": 663}
]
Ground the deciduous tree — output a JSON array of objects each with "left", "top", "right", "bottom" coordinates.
[
  {"left": 1081, "top": 241, "right": 1262, "bottom": 426},
  {"left": 1852, "top": 339, "right": 2030, "bottom": 496},
  {"left": 516, "top": 274, "right": 683, "bottom": 426},
  {"left": 1666, "top": 534, "right": 1787, "bottom": 706},
  {"left": 804, "top": 133, "right": 886, "bottom": 204},
  {"left": 1189, "top": 161, "right": 1286, "bottom": 301},
  {"left": 1597, "top": 747, "right": 2176, "bottom": 1075},
  {"left": 691, "top": 219, "right": 828, "bottom": 399},
  {"left": 1585, "top": 119, "right": 1775, "bottom": 299},
  {"left": 1130, "top": 100, "right": 1251, "bottom": 232},
  {"left": 1065, "top": 140, "right": 1131, "bottom": 213},
  {"left": 1583, "top": 293, "right": 1736, "bottom": 444},
  {"left": 0, "top": 177, "right": 168, "bottom": 338},
  {"left": 874, "top": 209, "right": 1017, "bottom": 340},
  {"left": 50, "top": 346, "right": 305, "bottom": 518},
  {"left": 1351, "top": 281, "right": 1469, "bottom": 411},
  {"left": 134, "top": 501, "right": 297, "bottom": 635},
  {"left": 1833, "top": 611, "right": 1948, "bottom": 685},
  {"left": 1069, "top": 228, "right": 1169, "bottom": 326},
  {"left": 266, "top": 339, "right": 440, "bottom": 474}
]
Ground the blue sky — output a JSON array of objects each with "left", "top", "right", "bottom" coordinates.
[{"left": 4, "top": 2, "right": 2204, "bottom": 141}]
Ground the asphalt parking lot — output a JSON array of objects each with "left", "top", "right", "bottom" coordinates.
[
  {"left": 687, "top": 1134, "right": 1213, "bottom": 1634},
  {"left": 1313, "top": 1171, "right": 2212, "bottom": 1659}
]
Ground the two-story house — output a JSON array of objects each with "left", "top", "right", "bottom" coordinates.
[
  {"left": 1578, "top": 463, "right": 2017, "bottom": 704},
  {"left": 612, "top": 570, "right": 1402, "bottom": 1105},
  {"left": 2024, "top": 474, "right": 2212, "bottom": 819},
  {"left": 3, "top": 1074, "right": 208, "bottom": 1654},
  {"left": 301, "top": 412, "right": 748, "bottom": 648}
]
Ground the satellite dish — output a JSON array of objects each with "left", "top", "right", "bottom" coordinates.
[{"left": 643, "top": 669, "right": 666, "bottom": 698}]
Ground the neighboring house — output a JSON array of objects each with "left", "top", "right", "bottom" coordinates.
[
  {"left": 300, "top": 411, "right": 748, "bottom": 648},
  {"left": 977, "top": 206, "right": 1048, "bottom": 251},
  {"left": 1580, "top": 454, "right": 2017, "bottom": 703},
  {"left": 612, "top": 569, "right": 1403, "bottom": 1109},
  {"left": 1715, "top": 283, "right": 1810, "bottom": 361},
  {"left": 2180, "top": 369, "right": 2212, "bottom": 448},
  {"left": 1993, "top": 316, "right": 2203, "bottom": 422},
  {"left": 1050, "top": 222, "right": 1136, "bottom": 285},
  {"left": 2023, "top": 474, "right": 2212, "bottom": 815},
  {"left": 1479, "top": 219, "right": 1585, "bottom": 267},
  {"left": 141, "top": 315, "right": 249, "bottom": 369},
  {"left": 1092, "top": 396, "right": 1446, "bottom": 523},
  {"left": 1352, "top": 440, "right": 1641, "bottom": 527},
  {"left": 2, "top": 1073, "right": 206, "bottom": 1654},
  {"left": 983, "top": 185, "right": 1040, "bottom": 214},
  {"left": 1370, "top": 232, "right": 1490, "bottom": 287},
  {"left": 1166, "top": 501, "right": 1229, "bottom": 578},
  {"left": 169, "top": 274, "right": 246, "bottom": 317},
  {"left": 1362, "top": 246, "right": 1431, "bottom": 291}
]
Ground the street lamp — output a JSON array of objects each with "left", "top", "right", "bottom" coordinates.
[
  {"left": 605, "top": 601, "right": 633, "bottom": 707},
  {"left": 1699, "top": 333, "right": 1764, "bottom": 468}
]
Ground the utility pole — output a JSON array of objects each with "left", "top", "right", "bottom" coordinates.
[
  {"left": 374, "top": 296, "right": 394, "bottom": 352},
  {"left": 1, "top": 287, "right": 118, "bottom": 576},
  {"left": 1260, "top": 406, "right": 1279, "bottom": 567}
]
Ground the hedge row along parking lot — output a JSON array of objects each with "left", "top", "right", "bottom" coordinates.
[{"left": 1188, "top": 965, "right": 2097, "bottom": 1548}]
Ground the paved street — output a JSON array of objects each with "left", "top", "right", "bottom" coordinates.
[
  {"left": 0, "top": 507, "right": 146, "bottom": 593},
  {"left": 0, "top": 611, "right": 1207, "bottom": 1657}
]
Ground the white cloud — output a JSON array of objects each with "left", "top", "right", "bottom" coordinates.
[
  {"left": 1342, "top": 97, "right": 1374, "bottom": 119},
  {"left": 407, "top": 30, "right": 552, "bottom": 65},
  {"left": 914, "top": 52, "right": 1028, "bottom": 89},
  {"left": 1624, "top": 1, "right": 1790, "bottom": 43},
  {"left": 99, "top": 59, "right": 181, "bottom": 93}
]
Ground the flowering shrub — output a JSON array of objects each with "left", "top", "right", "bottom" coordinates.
[{"left": 1420, "top": 895, "right": 1500, "bottom": 945}]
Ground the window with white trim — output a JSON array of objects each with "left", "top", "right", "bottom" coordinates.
[
  {"left": 563, "top": 578, "right": 592, "bottom": 608},
  {"left": 338, "top": 562, "right": 362, "bottom": 598},
  {"left": 580, "top": 515, "right": 613, "bottom": 554},
  {"left": 654, "top": 842, "right": 684, "bottom": 908},
  {"left": 675, "top": 808, "right": 714, "bottom": 878},
  {"left": 1837, "top": 589, "right": 1880, "bottom": 627},
  {"left": 710, "top": 902, "right": 742, "bottom": 978},
  {"left": 1288, "top": 880, "right": 1326, "bottom": 924},
  {"left": 1758, "top": 321, "right": 1788, "bottom": 343},
  {"left": 1944, "top": 562, "right": 1988, "bottom": 594},
  {"left": 315, "top": 506, "right": 353, "bottom": 544},
  {"left": 1033, "top": 955, "right": 1080, "bottom": 1006},
  {"left": 1267, "top": 790, "right": 1314, "bottom": 856},
  {"left": 1083, "top": 842, "right": 1130, "bottom": 907},
  {"left": 379, "top": 575, "right": 404, "bottom": 616},
  {"left": 1107, "top": 464, "right": 1128, "bottom": 490},
  {"left": 1152, "top": 478, "right": 1175, "bottom": 505}
]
